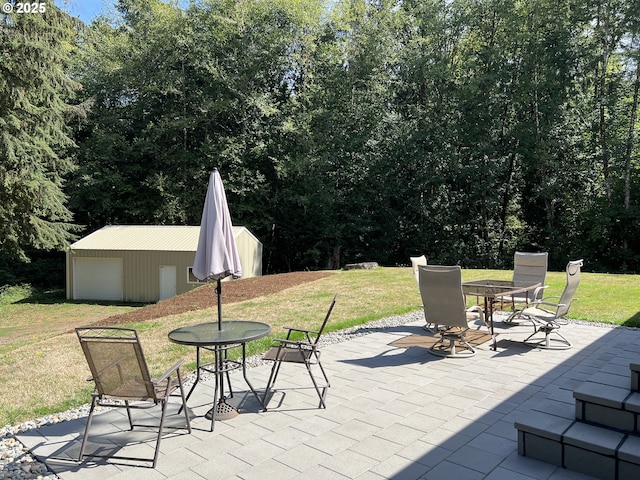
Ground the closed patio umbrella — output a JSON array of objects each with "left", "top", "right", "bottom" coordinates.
[
  {"left": 192, "top": 168, "right": 242, "bottom": 330},
  {"left": 192, "top": 169, "right": 243, "bottom": 422}
]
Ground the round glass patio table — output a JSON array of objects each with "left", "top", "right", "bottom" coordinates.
[
  {"left": 168, "top": 320, "right": 271, "bottom": 431},
  {"left": 169, "top": 320, "right": 270, "bottom": 346}
]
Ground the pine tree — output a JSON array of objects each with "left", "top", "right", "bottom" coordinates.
[{"left": 0, "top": 1, "right": 80, "bottom": 261}]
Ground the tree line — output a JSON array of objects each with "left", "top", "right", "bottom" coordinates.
[{"left": 1, "top": 0, "right": 639, "bottom": 286}]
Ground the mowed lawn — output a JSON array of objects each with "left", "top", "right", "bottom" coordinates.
[{"left": 0, "top": 267, "right": 638, "bottom": 427}]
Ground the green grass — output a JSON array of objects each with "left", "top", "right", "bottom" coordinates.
[
  {"left": 0, "top": 284, "right": 34, "bottom": 305},
  {"left": 0, "top": 285, "right": 141, "bottom": 353},
  {"left": 0, "top": 267, "right": 638, "bottom": 427},
  {"left": 459, "top": 268, "right": 640, "bottom": 326}
]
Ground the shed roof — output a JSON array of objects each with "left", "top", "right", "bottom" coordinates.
[{"left": 69, "top": 225, "right": 256, "bottom": 252}]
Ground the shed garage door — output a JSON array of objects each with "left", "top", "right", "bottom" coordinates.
[{"left": 73, "top": 258, "right": 123, "bottom": 301}]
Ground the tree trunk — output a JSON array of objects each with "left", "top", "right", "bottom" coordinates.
[{"left": 624, "top": 53, "right": 640, "bottom": 210}]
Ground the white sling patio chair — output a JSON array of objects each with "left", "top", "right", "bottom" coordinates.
[
  {"left": 410, "top": 255, "right": 436, "bottom": 332},
  {"left": 522, "top": 259, "right": 583, "bottom": 350},
  {"left": 410, "top": 255, "right": 427, "bottom": 288},
  {"left": 503, "top": 251, "right": 548, "bottom": 323},
  {"left": 419, "top": 265, "right": 484, "bottom": 358}
]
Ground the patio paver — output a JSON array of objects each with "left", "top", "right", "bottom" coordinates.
[{"left": 17, "top": 313, "right": 625, "bottom": 479}]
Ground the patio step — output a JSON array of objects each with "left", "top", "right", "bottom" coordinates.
[
  {"left": 574, "top": 383, "right": 640, "bottom": 434},
  {"left": 516, "top": 362, "right": 640, "bottom": 479},
  {"left": 516, "top": 413, "right": 640, "bottom": 480},
  {"left": 516, "top": 411, "right": 574, "bottom": 467},
  {"left": 630, "top": 363, "right": 640, "bottom": 391}
]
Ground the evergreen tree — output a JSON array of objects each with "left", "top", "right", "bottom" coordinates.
[{"left": 0, "top": 1, "right": 80, "bottom": 261}]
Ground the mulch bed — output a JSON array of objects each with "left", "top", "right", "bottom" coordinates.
[{"left": 94, "top": 271, "right": 336, "bottom": 326}]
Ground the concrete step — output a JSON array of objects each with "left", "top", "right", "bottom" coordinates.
[
  {"left": 516, "top": 412, "right": 640, "bottom": 480},
  {"left": 516, "top": 411, "right": 574, "bottom": 467},
  {"left": 563, "top": 421, "right": 625, "bottom": 480},
  {"left": 574, "top": 382, "right": 640, "bottom": 434},
  {"left": 630, "top": 363, "right": 640, "bottom": 391},
  {"left": 618, "top": 434, "right": 640, "bottom": 479}
]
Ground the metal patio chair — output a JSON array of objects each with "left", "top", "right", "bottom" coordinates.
[
  {"left": 522, "top": 259, "right": 583, "bottom": 350},
  {"left": 502, "top": 251, "right": 548, "bottom": 323},
  {"left": 410, "top": 255, "right": 437, "bottom": 332},
  {"left": 419, "top": 265, "right": 484, "bottom": 358},
  {"left": 76, "top": 327, "right": 191, "bottom": 468},
  {"left": 262, "top": 294, "right": 337, "bottom": 408},
  {"left": 410, "top": 255, "right": 428, "bottom": 289}
]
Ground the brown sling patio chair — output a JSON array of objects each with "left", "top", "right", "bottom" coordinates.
[
  {"left": 76, "top": 327, "right": 191, "bottom": 468},
  {"left": 262, "top": 294, "right": 337, "bottom": 408}
]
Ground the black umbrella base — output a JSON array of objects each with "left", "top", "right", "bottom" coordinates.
[{"left": 205, "top": 399, "right": 239, "bottom": 421}]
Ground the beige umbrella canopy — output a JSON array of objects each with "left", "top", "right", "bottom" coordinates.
[{"left": 192, "top": 169, "right": 242, "bottom": 329}]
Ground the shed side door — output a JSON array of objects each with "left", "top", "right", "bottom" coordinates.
[{"left": 159, "top": 265, "right": 177, "bottom": 300}]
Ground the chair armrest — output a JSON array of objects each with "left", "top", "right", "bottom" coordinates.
[
  {"left": 540, "top": 301, "right": 567, "bottom": 308},
  {"left": 531, "top": 285, "right": 548, "bottom": 300},
  {"left": 283, "top": 326, "right": 320, "bottom": 341},
  {"left": 533, "top": 295, "right": 560, "bottom": 305},
  {"left": 466, "top": 304, "right": 485, "bottom": 325},
  {"left": 537, "top": 296, "right": 579, "bottom": 308},
  {"left": 153, "top": 359, "right": 185, "bottom": 384},
  {"left": 273, "top": 339, "right": 314, "bottom": 347},
  {"left": 270, "top": 339, "right": 317, "bottom": 353},
  {"left": 539, "top": 295, "right": 561, "bottom": 300},
  {"left": 534, "top": 297, "right": 568, "bottom": 309},
  {"left": 283, "top": 326, "right": 320, "bottom": 335}
]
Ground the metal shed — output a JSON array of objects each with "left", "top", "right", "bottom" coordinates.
[{"left": 66, "top": 225, "right": 262, "bottom": 303}]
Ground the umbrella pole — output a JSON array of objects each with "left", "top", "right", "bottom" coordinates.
[
  {"left": 208, "top": 276, "right": 238, "bottom": 425},
  {"left": 216, "top": 278, "right": 222, "bottom": 330}
]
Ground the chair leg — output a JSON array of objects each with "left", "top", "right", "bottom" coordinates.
[
  {"left": 428, "top": 333, "right": 476, "bottom": 358},
  {"left": 262, "top": 360, "right": 282, "bottom": 407},
  {"left": 551, "top": 329, "right": 572, "bottom": 349},
  {"left": 316, "top": 360, "right": 330, "bottom": 389},
  {"left": 504, "top": 309, "right": 525, "bottom": 324},
  {"left": 125, "top": 400, "right": 134, "bottom": 430},
  {"left": 305, "top": 361, "right": 329, "bottom": 408},
  {"left": 78, "top": 396, "right": 98, "bottom": 462},
  {"left": 523, "top": 323, "right": 572, "bottom": 350},
  {"left": 77, "top": 380, "right": 191, "bottom": 468},
  {"left": 311, "top": 351, "right": 330, "bottom": 408},
  {"left": 176, "top": 370, "right": 191, "bottom": 433},
  {"left": 152, "top": 398, "right": 169, "bottom": 468},
  {"left": 423, "top": 323, "right": 438, "bottom": 333}
]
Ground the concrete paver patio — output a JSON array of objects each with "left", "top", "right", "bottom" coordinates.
[{"left": 19, "top": 313, "right": 637, "bottom": 479}]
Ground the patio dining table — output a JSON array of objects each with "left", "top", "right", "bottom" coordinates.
[
  {"left": 168, "top": 320, "right": 271, "bottom": 431},
  {"left": 462, "top": 280, "right": 541, "bottom": 351}
]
